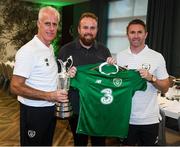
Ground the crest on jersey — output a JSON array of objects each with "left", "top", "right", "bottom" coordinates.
[{"left": 113, "top": 78, "right": 122, "bottom": 87}]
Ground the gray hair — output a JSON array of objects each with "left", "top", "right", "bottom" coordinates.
[{"left": 38, "top": 6, "right": 60, "bottom": 22}]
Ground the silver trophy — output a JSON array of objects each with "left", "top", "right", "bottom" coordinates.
[{"left": 55, "top": 56, "right": 73, "bottom": 119}]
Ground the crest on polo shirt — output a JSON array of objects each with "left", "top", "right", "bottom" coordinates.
[{"left": 28, "top": 130, "right": 36, "bottom": 138}]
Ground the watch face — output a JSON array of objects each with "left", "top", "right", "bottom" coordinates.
[{"left": 152, "top": 76, "right": 157, "bottom": 82}]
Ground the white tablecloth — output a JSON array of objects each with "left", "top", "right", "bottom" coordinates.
[{"left": 158, "top": 95, "right": 180, "bottom": 119}]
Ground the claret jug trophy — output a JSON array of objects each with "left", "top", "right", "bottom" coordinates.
[{"left": 55, "top": 56, "right": 73, "bottom": 119}]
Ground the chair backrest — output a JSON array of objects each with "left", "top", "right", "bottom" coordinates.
[
  {"left": 178, "top": 116, "right": 180, "bottom": 132},
  {"left": 0, "top": 62, "right": 3, "bottom": 76},
  {"left": 158, "top": 109, "right": 166, "bottom": 145},
  {"left": 169, "top": 75, "right": 176, "bottom": 88},
  {"left": 1, "top": 62, "right": 9, "bottom": 80},
  {"left": 6, "top": 64, "right": 13, "bottom": 80}
]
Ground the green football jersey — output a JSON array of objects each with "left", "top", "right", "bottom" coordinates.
[{"left": 70, "top": 62, "right": 147, "bottom": 138}]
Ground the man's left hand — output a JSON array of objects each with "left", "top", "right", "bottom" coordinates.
[
  {"left": 68, "top": 66, "right": 77, "bottom": 78},
  {"left": 106, "top": 57, "right": 117, "bottom": 65}
]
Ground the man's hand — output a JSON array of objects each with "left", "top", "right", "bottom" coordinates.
[
  {"left": 68, "top": 66, "right": 77, "bottom": 78},
  {"left": 50, "top": 90, "right": 69, "bottom": 102},
  {"left": 138, "top": 69, "right": 152, "bottom": 81},
  {"left": 106, "top": 57, "right": 117, "bottom": 65}
]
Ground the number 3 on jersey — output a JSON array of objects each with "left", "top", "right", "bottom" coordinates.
[{"left": 100, "top": 88, "right": 113, "bottom": 104}]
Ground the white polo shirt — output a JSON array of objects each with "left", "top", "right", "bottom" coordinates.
[
  {"left": 13, "top": 35, "right": 58, "bottom": 107},
  {"left": 117, "top": 45, "right": 169, "bottom": 125}
]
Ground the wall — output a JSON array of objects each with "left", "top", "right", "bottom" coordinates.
[
  {"left": 171, "top": 0, "right": 180, "bottom": 77},
  {"left": 60, "top": 0, "right": 108, "bottom": 46},
  {"left": 0, "top": 0, "right": 107, "bottom": 62},
  {"left": 0, "top": 0, "right": 62, "bottom": 61}
]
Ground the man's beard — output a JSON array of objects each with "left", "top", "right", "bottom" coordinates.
[{"left": 79, "top": 34, "right": 95, "bottom": 46}]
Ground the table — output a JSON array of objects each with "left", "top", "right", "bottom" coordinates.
[
  {"left": 158, "top": 94, "right": 180, "bottom": 119},
  {"left": 158, "top": 90, "right": 180, "bottom": 133}
]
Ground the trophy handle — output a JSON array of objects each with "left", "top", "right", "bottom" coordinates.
[
  {"left": 65, "top": 56, "right": 73, "bottom": 71},
  {"left": 57, "top": 59, "right": 66, "bottom": 73}
]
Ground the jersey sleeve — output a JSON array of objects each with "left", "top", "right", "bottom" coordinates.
[
  {"left": 70, "top": 76, "right": 81, "bottom": 89},
  {"left": 70, "top": 63, "right": 100, "bottom": 90},
  {"left": 131, "top": 70, "right": 147, "bottom": 92},
  {"left": 70, "top": 67, "right": 85, "bottom": 90}
]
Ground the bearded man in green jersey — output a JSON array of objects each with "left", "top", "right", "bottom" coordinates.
[{"left": 58, "top": 12, "right": 116, "bottom": 146}]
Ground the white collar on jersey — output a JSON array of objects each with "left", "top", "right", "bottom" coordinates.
[{"left": 99, "top": 62, "right": 119, "bottom": 75}]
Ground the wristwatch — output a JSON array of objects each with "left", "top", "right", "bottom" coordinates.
[{"left": 150, "top": 75, "right": 157, "bottom": 83}]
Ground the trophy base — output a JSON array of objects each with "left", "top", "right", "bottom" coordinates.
[
  {"left": 55, "top": 102, "right": 73, "bottom": 119},
  {"left": 55, "top": 110, "right": 73, "bottom": 119}
]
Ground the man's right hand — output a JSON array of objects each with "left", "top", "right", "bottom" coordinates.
[{"left": 51, "top": 90, "right": 69, "bottom": 102}]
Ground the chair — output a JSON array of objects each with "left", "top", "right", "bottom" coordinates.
[
  {"left": 1, "top": 62, "right": 10, "bottom": 92},
  {"left": 165, "top": 117, "right": 180, "bottom": 145},
  {"left": 158, "top": 109, "right": 166, "bottom": 145},
  {"left": 6, "top": 64, "right": 13, "bottom": 81},
  {"left": 178, "top": 116, "right": 180, "bottom": 132},
  {"left": 169, "top": 75, "right": 176, "bottom": 88},
  {"left": 161, "top": 75, "right": 176, "bottom": 97},
  {"left": 0, "top": 62, "right": 5, "bottom": 88}
]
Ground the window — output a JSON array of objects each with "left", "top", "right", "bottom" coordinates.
[{"left": 107, "top": 0, "right": 148, "bottom": 56}]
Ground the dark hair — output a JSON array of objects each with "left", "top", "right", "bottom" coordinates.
[
  {"left": 126, "top": 19, "right": 147, "bottom": 34},
  {"left": 78, "top": 12, "right": 98, "bottom": 27}
]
